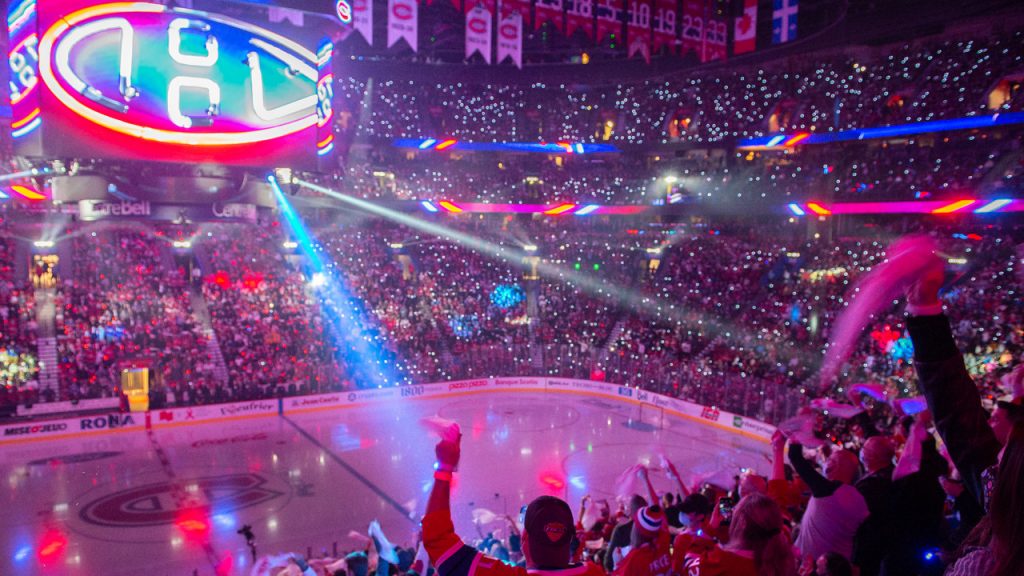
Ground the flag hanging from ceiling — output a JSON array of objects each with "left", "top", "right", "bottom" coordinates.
[
  {"left": 733, "top": 0, "right": 757, "bottom": 54},
  {"left": 536, "top": 0, "right": 565, "bottom": 32},
  {"left": 387, "top": 0, "right": 418, "bottom": 51},
  {"left": 627, "top": 0, "right": 652, "bottom": 62},
  {"left": 596, "top": 0, "right": 623, "bottom": 42},
  {"left": 680, "top": 0, "right": 702, "bottom": 56},
  {"left": 772, "top": 0, "right": 797, "bottom": 44},
  {"left": 653, "top": 0, "right": 679, "bottom": 55},
  {"left": 351, "top": 0, "right": 373, "bottom": 46}
]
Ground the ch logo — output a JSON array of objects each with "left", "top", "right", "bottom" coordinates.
[{"left": 37, "top": 2, "right": 317, "bottom": 146}]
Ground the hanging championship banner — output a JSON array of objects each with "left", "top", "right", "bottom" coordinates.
[
  {"left": 351, "top": 0, "right": 373, "bottom": 46},
  {"left": 566, "top": 0, "right": 594, "bottom": 38},
  {"left": 466, "top": 4, "right": 493, "bottom": 62},
  {"left": 627, "top": 0, "right": 651, "bottom": 62},
  {"left": 497, "top": 5, "right": 524, "bottom": 67},
  {"left": 535, "top": 0, "right": 565, "bottom": 32},
  {"left": 596, "top": 0, "right": 623, "bottom": 42},
  {"left": 387, "top": 0, "right": 418, "bottom": 51},
  {"left": 653, "top": 0, "right": 678, "bottom": 54}
]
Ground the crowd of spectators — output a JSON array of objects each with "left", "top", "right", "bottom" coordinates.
[
  {"left": 337, "top": 31, "right": 1024, "bottom": 147},
  {"left": 330, "top": 126, "right": 1021, "bottom": 207},
  {"left": 3, "top": 215, "right": 1021, "bottom": 438},
  {"left": 200, "top": 224, "right": 340, "bottom": 399},
  {"left": 0, "top": 232, "right": 38, "bottom": 408},
  {"left": 55, "top": 227, "right": 217, "bottom": 403}
]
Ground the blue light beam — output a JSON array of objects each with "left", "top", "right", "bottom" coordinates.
[{"left": 269, "top": 175, "right": 408, "bottom": 388}]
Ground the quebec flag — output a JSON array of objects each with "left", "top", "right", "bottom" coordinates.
[{"left": 772, "top": 0, "right": 798, "bottom": 44}]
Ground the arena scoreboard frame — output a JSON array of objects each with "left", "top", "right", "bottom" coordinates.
[{"left": 8, "top": 0, "right": 340, "bottom": 170}]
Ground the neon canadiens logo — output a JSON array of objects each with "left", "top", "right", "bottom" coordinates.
[{"left": 38, "top": 3, "right": 317, "bottom": 146}]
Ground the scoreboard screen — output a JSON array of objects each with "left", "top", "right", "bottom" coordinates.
[{"left": 8, "top": 0, "right": 339, "bottom": 169}]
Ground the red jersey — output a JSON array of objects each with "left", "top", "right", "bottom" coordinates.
[
  {"left": 423, "top": 510, "right": 607, "bottom": 576},
  {"left": 670, "top": 532, "right": 716, "bottom": 575},
  {"left": 683, "top": 547, "right": 756, "bottom": 576},
  {"left": 612, "top": 534, "right": 671, "bottom": 576}
]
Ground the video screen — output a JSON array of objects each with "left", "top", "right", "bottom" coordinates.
[{"left": 8, "top": 0, "right": 339, "bottom": 169}]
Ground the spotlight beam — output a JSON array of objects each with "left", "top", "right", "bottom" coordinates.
[
  {"left": 270, "top": 176, "right": 408, "bottom": 387},
  {"left": 292, "top": 178, "right": 817, "bottom": 371}
]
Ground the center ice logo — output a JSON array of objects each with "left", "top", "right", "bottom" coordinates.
[{"left": 79, "top": 473, "right": 284, "bottom": 527}]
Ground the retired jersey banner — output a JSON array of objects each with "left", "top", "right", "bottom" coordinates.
[
  {"left": 536, "top": 0, "right": 565, "bottom": 32},
  {"left": 566, "top": 0, "right": 594, "bottom": 38},
  {"left": 734, "top": 0, "right": 757, "bottom": 54},
  {"left": 466, "top": 4, "right": 493, "bottom": 63},
  {"left": 703, "top": 13, "right": 727, "bottom": 61},
  {"left": 596, "top": 0, "right": 623, "bottom": 42},
  {"left": 627, "top": 0, "right": 652, "bottom": 62},
  {"left": 387, "top": 0, "right": 418, "bottom": 51},
  {"left": 499, "top": 0, "right": 531, "bottom": 19},
  {"left": 680, "top": 0, "right": 703, "bottom": 56},
  {"left": 497, "top": 12, "right": 524, "bottom": 67},
  {"left": 352, "top": 0, "right": 373, "bottom": 46},
  {"left": 653, "top": 0, "right": 679, "bottom": 54}
]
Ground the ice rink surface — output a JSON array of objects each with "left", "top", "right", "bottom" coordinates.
[{"left": 0, "top": 392, "right": 769, "bottom": 575}]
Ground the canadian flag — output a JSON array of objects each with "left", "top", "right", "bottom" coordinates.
[{"left": 734, "top": 0, "right": 757, "bottom": 54}]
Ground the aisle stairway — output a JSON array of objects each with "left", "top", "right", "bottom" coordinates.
[
  {"left": 189, "top": 290, "right": 230, "bottom": 385},
  {"left": 33, "top": 289, "right": 60, "bottom": 399}
]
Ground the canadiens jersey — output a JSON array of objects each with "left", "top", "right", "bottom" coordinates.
[
  {"left": 423, "top": 510, "right": 607, "bottom": 576},
  {"left": 612, "top": 540, "right": 672, "bottom": 576}
]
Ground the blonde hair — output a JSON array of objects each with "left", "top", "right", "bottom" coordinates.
[{"left": 728, "top": 494, "right": 796, "bottom": 576}]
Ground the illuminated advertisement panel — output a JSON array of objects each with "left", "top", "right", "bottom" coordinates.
[
  {"left": 315, "top": 38, "right": 336, "bottom": 169},
  {"left": 26, "top": 0, "right": 332, "bottom": 169},
  {"left": 8, "top": 0, "right": 44, "bottom": 154}
]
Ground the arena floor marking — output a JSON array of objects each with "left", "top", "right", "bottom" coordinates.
[{"left": 281, "top": 415, "right": 416, "bottom": 525}]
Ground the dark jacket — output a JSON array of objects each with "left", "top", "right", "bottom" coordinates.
[{"left": 906, "top": 314, "right": 1001, "bottom": 511}]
